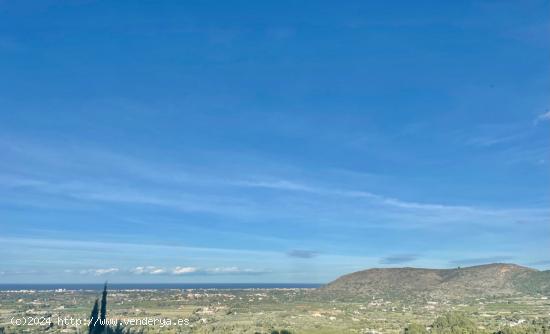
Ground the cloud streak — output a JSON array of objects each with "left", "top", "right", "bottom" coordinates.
[
  {"left": 125, "top": 266, "right": 264, "bottom": 276},
  {"left": 287, "top": 250, "right": 319, "bottom": 259},
  {"left": 172, "top": 267, "right": 198, "bottom": 275},
  {"left": 237, "top": 178, "right": 549, "bottom": 222},
  {"left": 1, "top": 138, "right": 549, "bottom": 283},
  {"left": 78, "top": 268, "right": 120, "bottom": 276},
  {"left": 1, "top": 139, "right": 547, "bottom": 230},
  {"left": 536, "top": 110, "right": 550, "bottom": 123},
  {"left": 131, "top": 266, "right": 167, "bottom": 275},
  {"left": 380, "top": 255, "right": 418, "bottom": 265}
]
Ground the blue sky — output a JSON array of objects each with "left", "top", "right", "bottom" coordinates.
[{"left": 0, "top": 0, "right": 549, "bottom": 283}]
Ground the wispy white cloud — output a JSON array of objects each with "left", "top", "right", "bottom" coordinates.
[
  {"left": 79, "top": 268, "right": 119, "bottom": 276},
  {"left": 203, "top": 267, "right": 266, "bottom": 275},
  {"left": 4, "top": 235, "right": 272, "bottom": 252},
  {"left": 237, "top": 178, "right": 543, "bottom": 216},
  {"left": 0, "top": 174, "right": 258, "bottom": 218},
  {"left": 0, "top": 270, "right": 39, "bottom": 276},
  {"left": 2, "top": 170, "right": 548, "bottom": 230},
  {"left": 172, "top": 266, "right": 198, "bottom": 275},
  {"left": 535, "top": 110, "right": 550, "bottom": 123},
  {"left": 234, "top": 179, "right": 315, "bottom": 192},
  {"left": 466, "top": 133, "right": 527, "bottom": 147},
  {"left": 453, "top": 122, "right": 538, "bottom": 148},
  {"left": 131, "top": 266, "right": 167, "bottom": 275},
  {"left": 129, "top": 266, "right": 264, "bottom": 275},
  {"left": 1, "top": 138, "right": 546, "bottom": 226}
]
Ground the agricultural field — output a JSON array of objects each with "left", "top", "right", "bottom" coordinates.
[{"left": 1, "top": 288, "right": 549, "bottom": 334}]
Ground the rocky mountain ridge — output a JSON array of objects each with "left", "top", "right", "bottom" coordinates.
[{"left": 317, "top": 263, "right": 550, "bottom": 301}]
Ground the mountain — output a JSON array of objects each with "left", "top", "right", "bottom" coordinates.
[{"left": 316, "top": 263, "right": 550, "bottom": 301}]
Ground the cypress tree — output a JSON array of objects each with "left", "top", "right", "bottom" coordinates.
[
  {"left": 99, "top": 283, "right": 108, "bottom": 332},
  {"left": 88, "top": 299, "right": 99, "bottom": 334}
]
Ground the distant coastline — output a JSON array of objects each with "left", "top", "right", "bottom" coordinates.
[{"left": 0, "top": 283, "right": 322, "bottom": 291}]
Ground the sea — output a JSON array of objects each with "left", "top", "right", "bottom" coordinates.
[{"left": 0, "top": 283, "right": 322, "bottom": 291}]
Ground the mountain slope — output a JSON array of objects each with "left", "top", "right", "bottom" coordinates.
[
  {"left": 317, "top": 263, "right": 545, "bottom": 301},
  {"left": 513, "top": 269, "right": 550, "bottom": 295}
]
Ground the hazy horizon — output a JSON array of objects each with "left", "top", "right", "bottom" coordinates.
[
  {"left": 1, "top": 0, "right": 549, "bottom": 284},
  {"left": 0, "top": 262, "right": 545, "bottom": 285}
]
